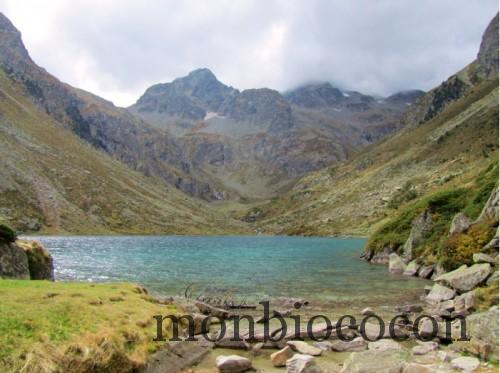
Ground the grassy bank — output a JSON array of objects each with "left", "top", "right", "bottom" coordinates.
[{"left": 0, "top": 280, "right": 175, "bottom": 372}]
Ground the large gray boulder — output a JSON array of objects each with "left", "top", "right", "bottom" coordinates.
[
  {"left": 330, "top": 337, "right": 367, "bottom": 352},
  {"left": 0, "top": 242, "right": 29, "bottom": 279},
  {"left": 449, "top": 213, "right": 471, "bottom": 235},
  {"left": 340, "top": 349, "right": 410, "bottom": 373},
  {"left": 435, "top": 264, "right": 492, "bottom": 292},
  {"left": 425, "top": 283, "right": 456, "bottom": 305},
  {"left": 402, "top": 209, "right": 433, "bottom": 262},
  {"left": 389, "top": 253, "right": 406, "bottom": 274},
  {"left": 466, "top": 306, "right": 499, "bottom": 361},
  {"left": 286, "top": 341, "right": 322, "bottom": 356}
]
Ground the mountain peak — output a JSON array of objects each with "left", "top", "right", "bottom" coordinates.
[
  {"left": 0, "top": 12, "right": 33, "bottom": 71},
  {"left": 476, "top": 12, "right": 499, "bottom": 80},
  {"left": 186, "top": 67, "right": 217, "bottom": 80}
]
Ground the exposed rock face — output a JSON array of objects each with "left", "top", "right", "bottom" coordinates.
[
  {"left": 435, "top": 264, "right": 492, "bottom": 292},
  {"left": 388, "top": 253, "right": 406, "bottom": 274},
  {"left": 0, "top": 242, "right": 29, "bottom": 279},
  {"left": 449, "top": 213, "right": 472, "bottom": 235},
  {"left": 476, "top": 13, "right": 499, "bottom": 80},
  {"left": 216, "top": 355, "right": 252, "bottom": 373},
  {"left": 402, "top": 209, "right": 433, "bottom": 262},
  {"left": 16, "top": 240, "right": 54, "bottom": 280},
  {"left": 476, "top": 187, "right": 499, "bottom": 223}
]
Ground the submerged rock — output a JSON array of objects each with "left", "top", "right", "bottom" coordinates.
[{"left": 216, "top": 355, "right": 252, "bottom": 373}]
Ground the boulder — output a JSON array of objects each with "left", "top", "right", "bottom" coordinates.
[
  {"left": 389, "top": 253, "right": 406, "bottom": 274},
  {"left": 367, "top": 339, "right": 403, "bottom": 352},
  {"left": 449, "top": 213, "right": 471, "bottom": 235},
  {"left": 369, "top": 247, "right": 392, "bottom": 264},
  {"left": 191, "top": 313, "right": 211, "bottom": 335},
  {"left": 361, "top": 307, "right": 374, "bottom": 316},
  {"left": 450, "top": 356, "right": 480, "bottom": 372},
  {"left": 286, "top": 341, "right": 322, "bottom": 356},
  {"left": 0, "top": 242, "right": 29, "bottom": 279},
  {"left": 361, "top": 322, "right": 408, "bottom": 340},
  {"left": 418, "top": 265, "right": 433, "bottom": 279},
  {"left": 425, "top": 284, "right": 455, "bottom": 305},
  {"left": 270, "top": 346, "right": 294, "bottom": 367},
  {"left": 330, "top": 337, "right": 367, "bottom": 352},
  {"left": 403, "top": 260, "right": 420, "bottom": 276},
  {"left": 216, "top": 355, "right": 252, "bottom": 373},
  {"left": 453, "top": 290, "right": 475, "bottom": 313},
  {"left": 486, "top": 271, "right": 498, "bottom": 286},
  {"left": 430, "top": 264, "right": 446, "bottom": 280},
  {"left": 472, "top": 253, "right": 496, "bottom": 265},
  {"left": 340, "top": 349, "right": 410, "bottom": 373},
  {"left": 438, "top": 299, "right": 455, "bottom": 311},
  {"left": 466, "top": 306, "right": 499, "bottom": 361},
  {"left": 412, "top": 341, "right": 438, "bottom": 355},
  {"left": 285, "top": 354, "right": 321, "bottom": 373},
  {"left": 435, "top": 264, "right": 492, "bottom": 292},
  {"left": 402, "top": 209, "right": 433, "bottom": 262}
]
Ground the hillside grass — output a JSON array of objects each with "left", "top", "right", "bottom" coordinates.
[
  {"left": 366, "top": 161, "right": 498, "bottom": 269},
  {"left": 0, "top": 280, "right": 176, "bottom": 372}
]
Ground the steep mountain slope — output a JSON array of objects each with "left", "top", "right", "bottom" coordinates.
[
  {"left": 253, "top": 14, "right": 499, "bottom": 236},
  {"left": 0, "top": 44, "right": 246, "bottom": 234},
  {"left": 130, "top": 69, "right": 422, "bottom": 200},
  {"left": 0, "top": 13, "right": 230, "bottom": 201}
]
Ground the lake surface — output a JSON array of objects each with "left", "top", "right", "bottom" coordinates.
[{"left": 25, "top": 235, "right": 428, "bottom": 314}]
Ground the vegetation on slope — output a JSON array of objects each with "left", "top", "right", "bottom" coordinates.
[
  {"left": 366, "top": 161, "right": 498, "bottom": 269},
  {"left": 0, "top": 69, "right": 248, "bottom": 235},
  {"left": 0, "top": 280, "right": 175, "bottom": 372}
]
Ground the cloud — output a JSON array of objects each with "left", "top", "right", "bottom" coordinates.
[{"left": 0, "top": 0, "right": 497, "bottom": 106}]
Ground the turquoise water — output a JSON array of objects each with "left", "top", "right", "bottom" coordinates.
[{"left": 26, "top": 236, "right": 427, "bottom": 310}]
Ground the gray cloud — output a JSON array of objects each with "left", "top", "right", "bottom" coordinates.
[{"left": 0, "top": 0, "right": 497, "bottom": 106}]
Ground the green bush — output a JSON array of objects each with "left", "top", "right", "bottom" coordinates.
[{"left": 0, "top": 224, "right": 17, "bottom": 243}]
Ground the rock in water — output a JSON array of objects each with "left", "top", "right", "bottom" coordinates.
[
  {"left": 449, "top": 212, "right": 471, "bottom": 235},
  {"left": 388, "top": 253, "right": 406, "bottom": 274},
  {"left": 403, "top": 260, "right": 420, "bottom": 276},
  {"left": 216, "top": 355, "right": 252, "bottom": 373},
  {"left": 450, "top": 356, "right": 480, "bottom": 372},
  {"left": 285, "top": 354, "right": 321, "bottom": 373},
  {"left": 286, "top": 341, "right": 322, "bottom": 356},
  {"left": 270, "top": 346, "right": 294, "bottom": 367},
  {"left": 435, "top": 264, "right": 492, "bottom": 292},
  {"left": 425, "top": 284, "right": 455, "bottom": 305}
]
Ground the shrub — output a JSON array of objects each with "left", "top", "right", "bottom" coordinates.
[
  {"left": 438, "top": 220, "right": 497, "bottom": 271},
  {"left": 0, "top": 224, "right": 17, "bottom": 243}
]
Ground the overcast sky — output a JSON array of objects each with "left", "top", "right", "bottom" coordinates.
[{"left": 0, "top": 1, "right": 497, "bottom": 106}]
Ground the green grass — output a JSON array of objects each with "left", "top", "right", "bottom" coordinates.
[{"left": 0, "top": 280, "right": 176, "bottom": 372}]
